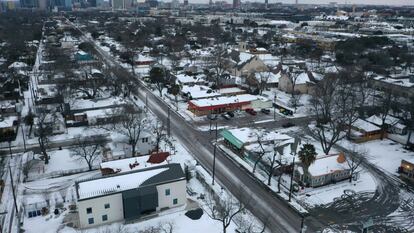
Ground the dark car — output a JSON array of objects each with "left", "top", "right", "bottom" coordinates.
[
  {"left": 227, "top": 111, "right": 235, "bottom": 117},
  {"left": 282, "top": 122, "right": 296, "bottom": 128},
  {"left": 221, "top": 113, "right": 230, "bottom": 120},
  {"left": 261, "top": 109, "right": 271, "bottom": 114},
  {"left": 245, "top": 108, "right": 257, "bottom": 116},
  {"left": 207, "top": 114, "right": 218, "bottom": 120}
]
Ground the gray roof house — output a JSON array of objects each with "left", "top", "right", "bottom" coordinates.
[{"left": 75, "top": 163, "right": 186, "bottom": 228}]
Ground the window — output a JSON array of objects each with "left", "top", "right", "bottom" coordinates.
[
  {"left": 104, "top": 203, "right": 110, "bottom": 209},
  {"left": 102, "top": 215, "right": 108, "bottom": 221},
  {"left": 86, "top": 207, "right": 92, "bottom": 214},
  {"left": 88, "top": 218, "right": 94, "bottom": 224},
  {"left": 173, "top": 198, "right": 178, "bottom": 205},
  {"left": 165, "top": 188, "right": 170, "bottom": 196},
  {"left": 142, "top": 137, "right": 148, "bottom": 143}
]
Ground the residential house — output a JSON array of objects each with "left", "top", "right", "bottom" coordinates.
[
  {"left": 34, "top": 113, "right": 66, "bottom": 136},
  {"left": 76, "top": 163, "right": 186, "bottom": 228},
  {"left": 349, "top": 118, "right": 383, "bottom": 143},
  {"left": 294, "top": 153, "right": 351, "bottom": 187},
  {"left": 398, "top": 159, "right": 414, "bottom": 183},
  {"left": 106, "top": 130, "right": 154, "bottom": 158},
  {"left": 278, "top": 71, "right": 321, "bottom": 95},
  {"left": 232, "top": 54, "right": 268, "bottom": 77},
  {"left": 0, "top": 115, "right": 19, "bottom": 142},
  {"left": 246, "top": 71, "right": 281, "bottom": 92},
  {"left": 365, "top": 114, "right": 407, "bottom": 135}
]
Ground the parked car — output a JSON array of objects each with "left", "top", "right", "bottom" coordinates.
[
  {"left": 245, "top": 108, "right": 257, "bottom": 116},
  {"left": 221, "top": 113, "right": 230, "bottom": 120},
  {"left": 227, "top": 111, "right": 235, "bottom": 117},
  {"left": 261, "top": 109, "right": 270, "bottom": 114},
  {"left": 282, "top": 122, "right": 296, "bottom": 128},
  {"left": 207, "top": 114, "right": 218, "bottom": 120}
]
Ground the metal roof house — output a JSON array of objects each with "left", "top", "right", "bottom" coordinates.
[{"left": 75, "top": 163, "right": 186, "bottom": 228}]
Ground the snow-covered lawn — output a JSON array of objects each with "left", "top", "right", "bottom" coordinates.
[
  {"left": 297, "top": 170, "right": 376, "bottom": 207},
  {"left": 345, "top": 139, "right": 414, "bottom": 175},
  {"left": 45, "top": 149, "right": 101, "bottom": 173}
]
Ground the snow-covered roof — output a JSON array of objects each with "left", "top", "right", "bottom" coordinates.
[
  {"left": 254, "top": 72, "right": 281, "bottom": 84},
  {"left": 77, "top": 164, "right": 184, "bottom": 200},
  {"left": 100, "top": 155, "right": 168, "bottom": 174},
  {"left": 8, "top": 61, "right": 28, "bottom": 69},
  {"left": 226, "top": 128, "right": 293, "bottom": 145},
  {"left": 365, "top": 115, "right": 400, "bottom": 127},
  {"left": 76, "top": 50, "right": 88, "bottom": 56},
  {"left": 0, "top": 116, "right": 18, "bottom": 128},
  {"left": 176, "top": 74, "right": 204, "bottom": 84},
  {"left": 352, "top": 119, "right": 381, "bottom": 132},
  {"left": 189, "top": 94, "right": 269, "bottom": 108},
  {"left": 78, "top": 167, "right": 168, "bottom": 199},
  {"left": 238, "top": 52, "right": 254, "bottom": 65},
  {"left": 181, "top": 85, "right": 220, "bottom": 99},
  {"left": 374, "top": 76, "right": 414, "bottom": 88},
  {"left": 308, "top": 154, "right": 348, "bottom": 177},
  {"left": 70, "top": 97, "right": 127, "bottom": 111},
  {"left": 218, "top": 87, "right": 245, "bottom": 95},
  {"left": 295, "top": 72, "right": 311, "bottom": 84},
  {"left": 84, "top": 108, "right": 121, "bottom": 119}
]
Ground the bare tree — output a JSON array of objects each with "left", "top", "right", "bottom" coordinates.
[
  {"left": 159, "top": 222, "right": 175, "bottom": 233},
  {"left": 35, "top": 112, "right": 57, "bottom": 164},
  {"left": 252, "top": 133, "right": 268, "bottom": 174},
  {"left": 335, "top": 75, "right": 360, "bottom": 139},
  {"left": 235, "top": 215, "right": 267, "bottom": 233},
  {"left": 377, "top": 89, "right": 396, "bottom": 140},
  {"left": 310, "top": 77, "right": 345, "bottom": 154},
  {"left": 71, "top": 137, "right": 102, "bottom": 171},
  {"left": 211, "top": 45, "right": 229, "bottom": 88},
  {"left": 266, "top": 144, "right": 287, "bottom": 191},
  {"left": 105, "top": 105, "right": 149, "bottom": 157},
  {"left": 257, "top": 72, "right": 271, "bottom": 95},
  {"left": 288, "top": 70, "right": 302, "bottom": 112},
  {"left": 152, "top": 120, "right": 170, "bottom": 153},
  {"left": 345, "top": 147, "right": 366, "bottom": 183},
  {"left": 204, "top": 192, "right": 246, "bottom": 233},
  {"left": 22, "top": 156, "right": 37, "bottom": 181}
]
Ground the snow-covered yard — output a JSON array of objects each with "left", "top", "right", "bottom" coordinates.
[{"left": 343, "top": 139, "right": 414, "bottom": 175}]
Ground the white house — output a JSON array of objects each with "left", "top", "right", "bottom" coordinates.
[{"left": 76, "top": 163, "right": 186, "bottom": 228}]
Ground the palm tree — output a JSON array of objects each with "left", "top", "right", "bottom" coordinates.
[{"left": 298, "top": 143, "right": 317, "bottom": 185}]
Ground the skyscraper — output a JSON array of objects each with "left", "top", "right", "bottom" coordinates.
[
  {"left": 184, "top": 0, "right": 188, "bottom": 6},
  {"left": 232, "top": 0, "right": 239, "bottom": 8}
]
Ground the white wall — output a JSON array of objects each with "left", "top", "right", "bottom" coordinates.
[
  {"left": 156, "top": 179, "right": 186, "bottom": 211},
  {"left": 77, "top": 193, "right": 124, "bottom": 228}
]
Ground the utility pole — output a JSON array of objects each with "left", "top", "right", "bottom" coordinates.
[
  {"left": 289, "top": 156, "right": 295, "bottom": 202},
  {"left": 167, "top": 107, "right": 171, "bottom": 137},
  {"left": 21, "top": 126, "right": 26, "bottom": 152},
  {"left": 8, "top": 142, "right": 18, "bottom": 214},
  {"left": 212, "top": 121, "right": 218, "bottom": 185},
  {"left": 300, "top": 215, "right": 305, "bottom": 233}
]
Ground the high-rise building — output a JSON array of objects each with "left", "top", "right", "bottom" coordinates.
[
  {"left": 183, "top": 0, "right": 188, "bottom": 6},
  {"left": 112, "top": 0, "right": 133, "bottom": 10},
  {"left": 232, "top": 0, "right": 239, "bottom": 8},
  {"left": 209, "top": 0, "right": 212, "bottom": 5}
]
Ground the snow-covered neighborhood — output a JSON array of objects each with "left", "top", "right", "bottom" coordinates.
[{"left": 0, "top": 2, "right": 413, "bottom": 233}]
